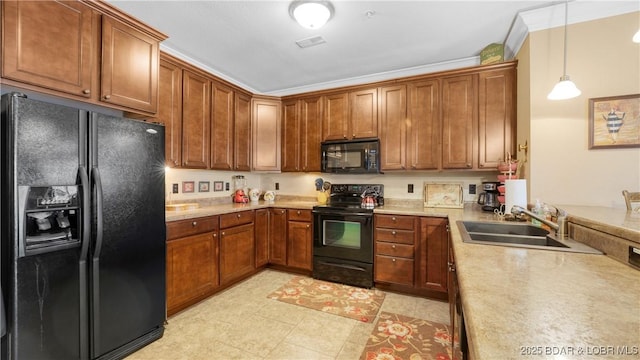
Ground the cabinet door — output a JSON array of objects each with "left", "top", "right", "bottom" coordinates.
[
  {"left": 166, "top": 232, "right": 218, "bottom": 315},
  {"left": 322, "top": 92, "right": 349, "bottom": 141},
  {"left": 299, "top": 96, "right": 323, "bottom": 172},
  {"left": 379, "top": 85, "right": 407, "bottom": 171},
  {"left": 156, "top": 58, "right": 183, "bottom": 168},
  {"left": 418, "top": 217, "right": 448, "bottom": 293},
  {"left": 101, "top": 16, "right": 159, "bottom": 113},
  {"left": 478, "top": 68, "right": 516, "bottom": 169},
  {"left": 442, "top": 75, "right": 476, "bottom": 169},
  {"left": 182, "top": 70, "right": 210, "bottom": 168},
  {"left": 287, "top": 221, "right": 312, "bottom": 270},
  {"left": 251, "top": 98, "right": 281, "bottom": 171},
  {"left": 219, "top": 224, "right": 255, "bottom": 285},
  {"left": 255, "top": 209, "right": 269, "bottom": 268},
  {"left": 281, "top": 100, "right": 300, "bottom": 172},
  {"left": 210, "top": 82, "right": 234, "bottom": 170},
  {"left": 269, "top": 209, "right": 288, "bottom": 266},
  {"left": 2, "top": 1, "right": 94, "bottom": 97},
  {"left": 350, "top": 88, "right": 378, "bottom": 139},
  {"left": 234, "top": 93, "right": 252, "bottom": 171},
  {"left": 408, "top": 80, "right": 440, "bottom": 170}
]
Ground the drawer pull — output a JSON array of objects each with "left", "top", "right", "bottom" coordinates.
[
  {"left": 221, "top": 231, "right": 225, "bottom": 236},
  {"left": 297, "top": 210, "right": 301, "bottom": 215},
  {"left": 306, "top": 224, "right": 310, "bottom": 228},
  {"left": 237, "top": 214, "right": 241, "bottom": 218},
  {"left": 391, "top": 231, "right": 397, "bottom": 235},
  {"left": 392, "top": 258, "right": 396, "bottom": 262},
  {"left": 213, "top": 233, "right": 217, "bottom": 238},
  {"left": 392, "top": 217, "right": 397, "bottom": 221},
  {"left": 192, "top": 221, "right": 197, "bottom": 227},
  {"left": 391, "top": 245, "right": 396, "bottom": 249}
]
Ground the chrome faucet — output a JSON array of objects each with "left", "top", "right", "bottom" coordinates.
[{"left": 511, "top": 205, "right": 568, "bottom": 238}]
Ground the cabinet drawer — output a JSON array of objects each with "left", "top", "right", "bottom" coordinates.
[
  {"left": 375, "top": 255, "right": 414, "bottom": 286},
  {"left": 375, "top": 242, "right": 414, "bottom": 258},
  {"left": 375, "top": 214, "right": 416, "bottom": 230},
  {"left": 167, "top": 216, "right": 218, "bottom": 240},
  {"left": 220, "top": 210, "right": 255, "bottom": 229},
  {"left": 375, "top": 228, "right": 415, "bottom": 245},
  {"left": 288, "top": 209, "right": 312, "bottom": 222}
]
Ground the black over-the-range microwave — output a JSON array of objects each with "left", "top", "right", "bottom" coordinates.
[{"left": 320, "top": 138, "right": 381, "bottom": 174}]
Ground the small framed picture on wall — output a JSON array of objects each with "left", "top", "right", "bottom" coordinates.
[
  {"left": 182, "top": 181, "right": 195, "bottom": 193},
  {"left": 198, "top": 181, "right": 210, "bottom": 192},
  {"left": 213, "top": 181, "right": 224, "bottom": 192}
]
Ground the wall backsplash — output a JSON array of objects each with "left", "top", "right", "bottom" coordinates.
[{"left": 165, "top": 168, "right": 500, "bottom": 204}]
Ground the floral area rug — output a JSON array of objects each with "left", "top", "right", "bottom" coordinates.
[
  {"left": 360, "top": 312, "right": 461, "bottom": 360},
  {"left": 267, "top": 276, "right": 385, "bottom": 322}
]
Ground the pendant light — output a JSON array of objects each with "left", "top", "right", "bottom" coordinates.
[
  {"left": 289, "top": 1, "right": 334, "bottom": 29},
  {"left": 547, "top": 0, "right": 581, "bottom": 100}
]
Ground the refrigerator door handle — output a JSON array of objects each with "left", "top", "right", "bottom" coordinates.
[
  {"left": 78, "top": 166, "right": 91, "bottom": 261},
  {"left": 91, "top": 167, "right": 104, "bottom": 260},
  {"left": 77, "top": 166, "right": 90, "bottom": 359}
]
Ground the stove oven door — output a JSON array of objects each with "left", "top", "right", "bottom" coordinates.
[{"left": 312, "top": 210, "right": 373, "bottom": 264}]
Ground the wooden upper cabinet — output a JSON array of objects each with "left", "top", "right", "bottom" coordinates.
[
  {"left": 2, "top": 1, "right": 94, "bottom": 97},
  {"left": 350, "top": 88, "right": 378, "bottom": 139},
  {"left": 210, "top": 82, "right": 234, "bottom": 170},
  {"left": 281, "top": 100, "right": 300, "bottom": 172},
  {"left": 101, "top": 15, "right": 159, "bottom": 113},
  {"left": 478, "top": 67, "right": 516, "bottom": 169},
  {"left": 322, "top": 92, "right": 349, "bottom": 141},
  {"left": 156, "top": 57, "right": 183, "bottom": 168},
  {"left": 282, "top": 96, "right": 322, "bottom": 172},
  {"left": 1, "top": 1, "right": 165, "bottom": 115},
  {"left": 300, "top": 96, "right": 323, "bottom": 172},
  {"left": 408, "top": 79, "right": 440, "bottom": 170},
  {"left": 441, "top": 74, "right": 477, "bottom": 169},
  {"left": 234, "top": 92, "right": 252, "bottom": 171},
  {"left": 252, "top": 98, "right": 281, "bottom": 171},
  {"left": 379, "top": 85, "right": 407, "bottom": 171},
  {"left": 182, "top": 70, "right": 211, "bottom": 168}
]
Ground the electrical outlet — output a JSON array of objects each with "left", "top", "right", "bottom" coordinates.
[
  {"left": 172, "top": 183, "right": 179, "bottom": 193},
  {"left": 275, "top": 182, "right": 280, "bottom": 190},
  {"left": 225, "top": 182, "right": 230, "bottom": 191},
  {"left": 408, "top": 184, "right": 414, "bottom": 193},
  {"left": 469, "top": 184, "right": 476, "bottom": 195}
]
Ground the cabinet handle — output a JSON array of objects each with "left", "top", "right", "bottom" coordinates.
[
  {"left": 306, "top": 224, "right": 310, "bottom": 228},
  {"left": 392, "top": 217, "right": 397, "bottom": 221},
  {"left": 192, "top": 221, "right": 197, "bottom": 227},
  {"left": 281, "top": 210, "right": 285, "bottom": 214},
  {"left": 392, "top": 258, "right": 396, "bottom": 262},
  {"left": 221, "top": 231, "right": 225, "bottom": 236},
  {"left": 391, "top": 245, "right": 396, "bottom": 249},
  {"left": 213, "top": 233, "right": 217, "bottom": 238},
  {"left": 237, "top": 214, "right": 241, "bottom": 218},
  {"left": 466, "top": 163, "right": 471, "bottom": 168},
  {"left": 297, "top": 210, "right": 301, "bottom": 215},
  {"left": 82, "top": 89, "right": 91, "bottom": 95},
  {"left": 343, "top": 135, "right": 347, "bottom": 139},
  {"left": 352, "top": 134, "right": 355, "bottom": 138},
  {"left": 104, "top": 95, "right": 111, "bottom": 100},
  {"left": 391, "top": 230, "right": 397, "bottom": 235},
  {"left": 173, "top": 160, "right": 178, "bottom": 166}
]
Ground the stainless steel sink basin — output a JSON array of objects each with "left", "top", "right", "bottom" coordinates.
[{"left": 457, "top": 221, "right": 602, "bottom": 254}]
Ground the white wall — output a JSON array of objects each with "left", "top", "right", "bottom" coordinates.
[{"left": 520, "top": 11, "right": 640, "bottom": 208}]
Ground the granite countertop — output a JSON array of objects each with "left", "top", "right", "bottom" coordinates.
[{"left": 165, "top": 201, "right": 640, "bottom": 359}]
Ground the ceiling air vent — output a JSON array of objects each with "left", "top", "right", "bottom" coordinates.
[{"left": 295, "top": 35, "right": 326, "bottom": 48}]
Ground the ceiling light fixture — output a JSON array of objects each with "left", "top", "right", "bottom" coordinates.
[
  {"left": 289, "top": 0, "right": 334, "bottom": 30},
  {"left": 547, "top": 0, "right": 581, "bottom": 100}
]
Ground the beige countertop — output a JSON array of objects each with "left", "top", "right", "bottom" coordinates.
[{"left": 165, "top": 201, "right": 640, "bottom": 359}]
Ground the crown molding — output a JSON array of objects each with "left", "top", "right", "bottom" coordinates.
[{"left": 505, "top": 1, "right": 639, "bottom": 59}]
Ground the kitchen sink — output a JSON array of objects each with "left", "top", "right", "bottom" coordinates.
[{"left": 457, "top": 221, "right": 602, "bottom": 254}]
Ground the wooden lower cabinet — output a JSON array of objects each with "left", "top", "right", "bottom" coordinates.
[
  {"left": 219, "top": 222, "right": 255, "bottom": 286},
  {"left": 374, "top": 214, "right": 416, "bottom": 286},
  {"left": 166, "top": 216, "right": 219, "bottom": 316},
  {"left": 374, "top": 214, "right": 449, "bottom": 297},
  {"left": 287, "top": 210, "right": 313, "bottom": 271},
  {"left": 417, "top": 217, "right": 449, "bottom": 293},
  {"left": 268, "top": 208, "right": 288, "bottom": 266},
  {"left": 254, "top": 209, "right": 269, "bottom": 267}
]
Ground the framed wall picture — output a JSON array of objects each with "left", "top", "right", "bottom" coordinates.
[
  {"left": 182, "top": 181, "right": 195, "bottom": 193},
  {"left": 213, "top": 181, "right": 224, "bottom": 192},
  {"left": 589, "top": 94, "right": 640, "bottom": 149},
  {"left": 424, "top": 182, "right": 464, "bottom": 208},
  {"left": 198, "top": 181, "right": 210, "bottom": 192}
]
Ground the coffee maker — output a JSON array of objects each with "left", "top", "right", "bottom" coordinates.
[{"left": 478, "top": 182, "right": 500, "bottom": 211}]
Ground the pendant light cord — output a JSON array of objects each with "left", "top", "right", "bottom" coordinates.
[{"left": 562, "top": 0, "right": 568, "bottom": 77}]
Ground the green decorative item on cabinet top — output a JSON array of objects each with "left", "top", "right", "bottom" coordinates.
[{"left": 480, "top": 43, "right": 504, "bottom": 65}]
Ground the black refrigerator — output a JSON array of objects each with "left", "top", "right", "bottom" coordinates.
[{"left": 0, "top": 93, "right": 166, "bottom": 360}]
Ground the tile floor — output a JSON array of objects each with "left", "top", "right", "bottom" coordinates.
[{"left": 127, "top": 269, "right": 450, "bottom": 360}]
